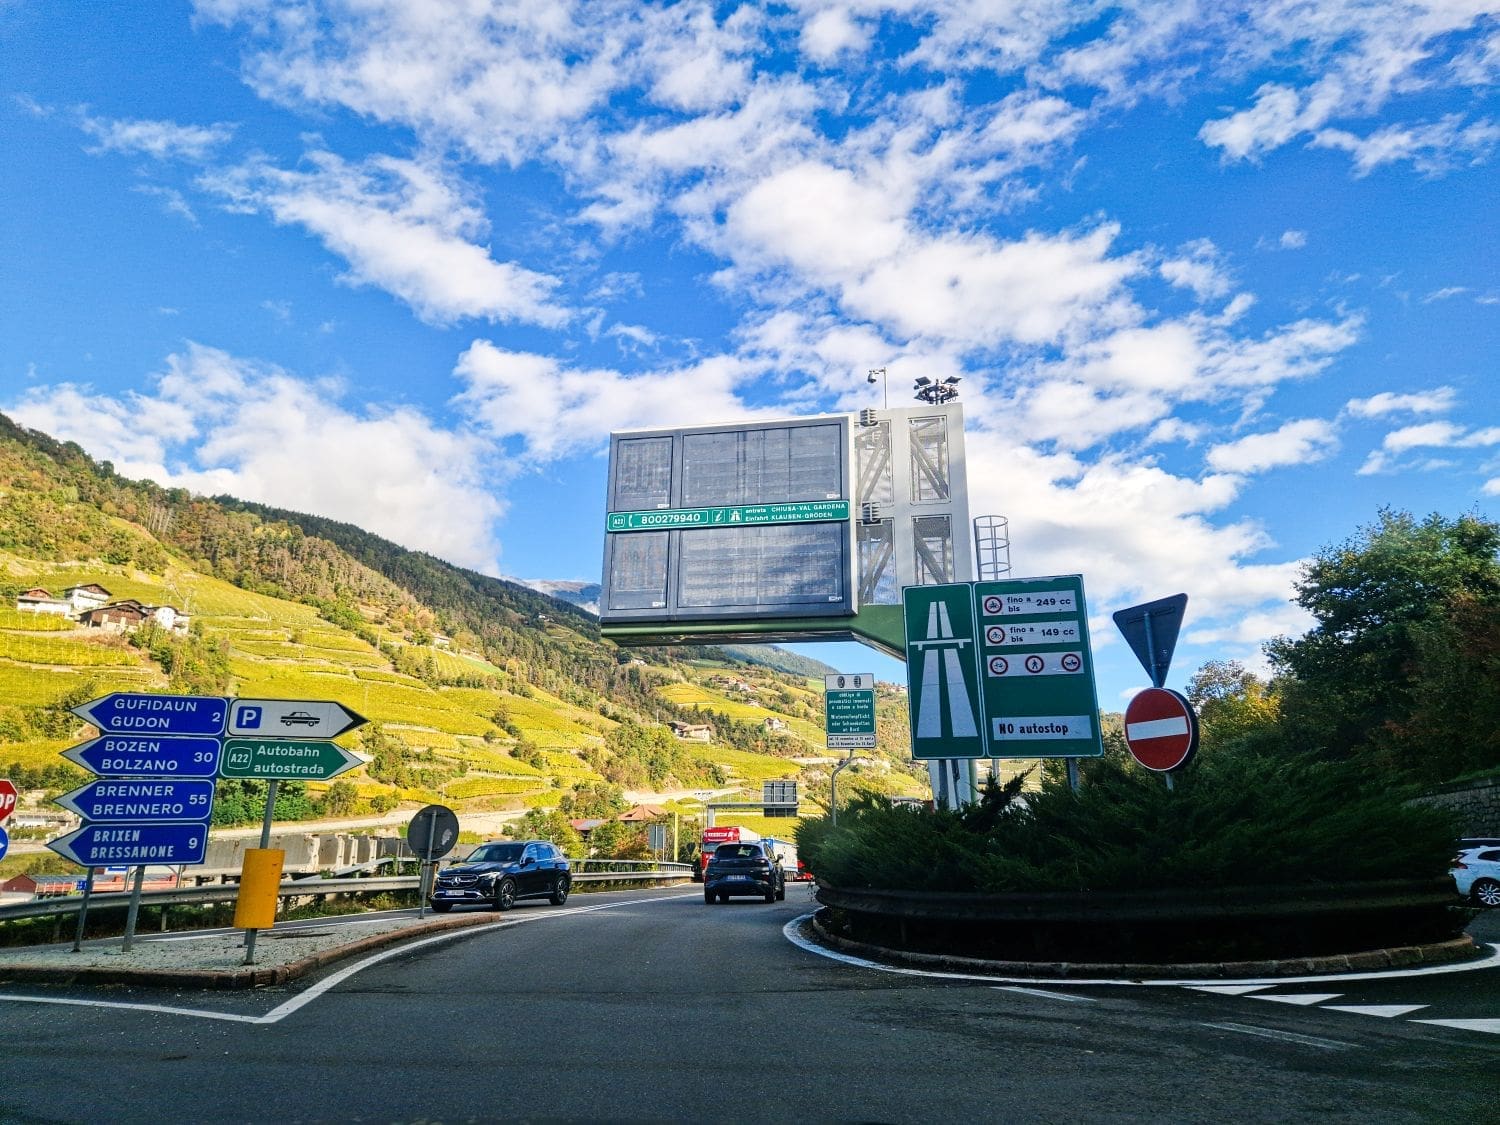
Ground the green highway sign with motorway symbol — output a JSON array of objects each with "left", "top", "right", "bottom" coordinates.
[
  {"left": 975, "top": 575, "right": 1103, "bottom": 759},
  {"left": 219, "top": 738, "right": 363, "bottom": 781},
  {"left": 902, "top": 584, "right": 984, "bottom": 760}
]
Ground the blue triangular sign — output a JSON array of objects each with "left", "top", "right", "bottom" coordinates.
[{"left": 1112, "top": 594, "right": 1188, "bottom": 687}]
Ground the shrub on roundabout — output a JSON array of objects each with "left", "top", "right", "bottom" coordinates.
[{"left": 798, "top": 741, "right": 1471, "bottom": 964}]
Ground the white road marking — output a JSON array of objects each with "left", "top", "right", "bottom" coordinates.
[
  {"left": 1202, "top": 1022, "right": 1353, "bottom": 1051},
  {"left": 1323, "top": 1005, "right": 1427, "bottom": 1018},
  {"left": 1412, "top": 1018, "right": 1500, "bottom": 1035},
  {"left": 0, "top": 993, "right": 262, "bottom": 1024},
  {"left": 0, "top": 892, "right": 699, "bottom": 1025},
  {"left": 995, "top": 986, "right": 1097, "bottom": 1003},
  {"left": 1250, "top": 992, "right": 1343, "bottom": 1006},
  {"left": 1189, "top": 985, "right": 1273, "bottom": 995},
  {"left": 783, "top": 916, "right": 1500, "bottom": 988}
]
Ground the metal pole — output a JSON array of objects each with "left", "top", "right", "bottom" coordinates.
[
  {"left": 1144, "top": 611, "right": 1161, "bottom": 688},
  {"left": 71, "top": 868, "right": 97, "bottom": 952},
  {"left": 418, "top": 813, "right": 436, "bottom": 919},
  {"left": 1066, "top": 759, "right": 1080, "bottom": 793},
  {"left": 243, "top": 779, "right": 278, "bottom": 966},
  {"left": 121, "top": 865, "right": 146, "bottom": 952}
]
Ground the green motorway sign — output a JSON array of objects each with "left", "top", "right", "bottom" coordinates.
[
  {"left": 902, "top": 584, "right": 984, "bottom": 760},
  {"left": 219, "top": 738, "right": 363, "bottom": 780},
  {"left": 975, "top": 575, "right": 1103, "bottom": 759},
  {"left": 606, "top": 500, "right": 850, "bottom": 532}
]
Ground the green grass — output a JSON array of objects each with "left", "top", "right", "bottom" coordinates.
[
  {"left": 0, "top": 633, "right": 142, "bottom": 667},
  {"left": 445, "top": 776, "right": 549, "bottom": 799},
  {"left": 0, "top": 609, "right": 74, "bottom": 631},
  {"left": 0, "top": 736, "right": 81, "bottom": 773},
  {"left": 0, "top": 662, "right": 162, "bottom": 706}
]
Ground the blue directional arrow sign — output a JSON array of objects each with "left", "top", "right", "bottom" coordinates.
[
  {"left": 47, "top": 822, "right": 209, "bottom": 866},
  {"left": 55, "top": 779, "right": 216, "bottom": 823},
  {"left": 61, "top": 735, "right": 223, "bottom": 778},
  {"left": 71, "top": 693, "right": 227, "bottom": 736},
  {"left": 0, "top": 825, "right": 8, "bottom": 863}
]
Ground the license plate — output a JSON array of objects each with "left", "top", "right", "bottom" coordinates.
[
  {"left": 726, "top": 875, "right": 750, "bottom": 882},
  {"left": 436, "top": 889, "right": 462, "bottom": 896}
]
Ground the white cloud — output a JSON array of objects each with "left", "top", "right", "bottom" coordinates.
[
  {"left": 200, "top": 151, "right": 569, "bottom": 327},
  {"left": 1313, "top": 115, "right": 1500, "bottom": 176},
  {"left": 1205, "top": 419, "right": 1339, "bottom": 474},
  {"left": 4, "top": 344, "right": 508, "bottom": 573},
  {"left": 799, "top": 8, "right": 870, "bottom": 62},
  {"left": 1357, "top": 418, "right": 1500, "bottom": 474},
  {"left": 77, "top": 111, "right": 234, "bottom": 160},
  {"left": 1160, "top": 239, "right": 1234, "bottom": 300},
  {"left": 1279, "top": 230, "right": 1307, "bottom": 249},
  {"left": 1423, "top": 286, "right": 1471, "bottom": 302},
  {"left": 133, "top": 184, "right": 200, "bottom": 225},
  {"left": 1344, "top": 386, "right": 1457, "bottom": 417},
  {"left": 451, "top": 340, "right": 773, "bottom": 462}
]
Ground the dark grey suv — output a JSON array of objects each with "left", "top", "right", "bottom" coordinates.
[
  {"left": 704, "top": 841, "right": 785, "bottom": 904},
  {"left": 431, "top": 840, "right": 571, "bottom": 912}
]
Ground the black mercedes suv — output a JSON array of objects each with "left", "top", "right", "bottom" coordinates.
[
  {"left": 704, "top": 841, "right": 785, "bottom": 904},
  {"left": 430, "top": 840, "right": 571, "bottom": 912}
]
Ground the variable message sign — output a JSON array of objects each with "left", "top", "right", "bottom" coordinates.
[
  {"left": 48, "top": 822, "right": 209, "bottom": 866},
  {"left": 219, "top": 738, "right": 363, "bottom": 780},
  {"left": 70, "top": 692, "right": 227, "bottom": 736},
  {"left": 61, "top": 735, "right": 223, "bottom": 778},
  {"left": 55, "top": 779, "right": 216, "bottom": 823}
]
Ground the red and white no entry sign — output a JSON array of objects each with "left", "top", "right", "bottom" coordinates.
[{"left": 1123, "top": 688, "right": 1199, "bottom": 772}]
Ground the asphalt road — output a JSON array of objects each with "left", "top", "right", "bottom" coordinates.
[{"left": 0, "top": 885, "right": 1496, "bottom": 1124}]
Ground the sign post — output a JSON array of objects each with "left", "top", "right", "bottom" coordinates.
[{"left": 407, "top": 805, "right": 459, "bottom": 919}]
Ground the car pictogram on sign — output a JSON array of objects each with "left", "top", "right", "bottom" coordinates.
[{"left": 280, "top": 711, "right": 320, "bottom": 727}]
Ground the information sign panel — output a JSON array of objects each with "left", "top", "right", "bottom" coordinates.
[
  {"left": 902, "top": 584, "right": 984, "bottom": 760},
  {"left": 824, "top": 672, "right": 877, "bottom": 749},
  {"left": 71, "top": 693, "right": 227, "bottom": 736},
  {"left": 61, "top": 735, "right": 223, "bottom": 779},
  {"left": 47, "top": 822, "right": 209, "bottom": 866},
  {"left": 55, "top": 779, "right": 216, "bottom": 824},
  {"left": 975, "top": 575, "right": 1103, "bottom": 759},
  {"left": 227, "top": 698, "right": 367, "bottom": 740},
  {"left": 219, "top": 738, "right": 363, "bottom": 781}
]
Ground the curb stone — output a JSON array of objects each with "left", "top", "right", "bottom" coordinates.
[
  {"left": 0, "top": 911, "right": 505, "bottom": 991},
  {"left": 806, "top": 913, "right": 1483, "bottom": 980}
]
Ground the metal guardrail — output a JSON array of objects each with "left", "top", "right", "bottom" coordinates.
[{"left": 0, "top": 861, "right": 695, "bottom": 924}]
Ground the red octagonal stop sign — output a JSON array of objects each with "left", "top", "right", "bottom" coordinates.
[
  {"left": 0, "top": 778, "right": 16, "bottom": 823},
  {"left": 1123, "top": 688, "right": 1199, "bottom": 772}
]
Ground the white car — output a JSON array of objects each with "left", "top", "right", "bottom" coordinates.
[{"left": 1451, "top": 844, "right": 1500, "bottom": 907}]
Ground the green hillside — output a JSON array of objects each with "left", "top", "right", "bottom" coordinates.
[{"left": 0, "top": 411, "right": 923, "bottom": 850}]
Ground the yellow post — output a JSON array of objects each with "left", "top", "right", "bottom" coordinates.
[{"left": 234, "top": 848, "right": 285, "bottom": 932}]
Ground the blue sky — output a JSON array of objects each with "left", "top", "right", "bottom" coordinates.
[{"left": 2, "top": 1, "right": 1497, "bottom": 706}]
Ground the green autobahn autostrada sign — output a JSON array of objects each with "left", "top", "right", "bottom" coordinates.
[
  {"left": 219, "top": 738, "right": 362, "bottom": 781},
  {"left": 606, "top": 500, "right": 850, "bottom": 532}
]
